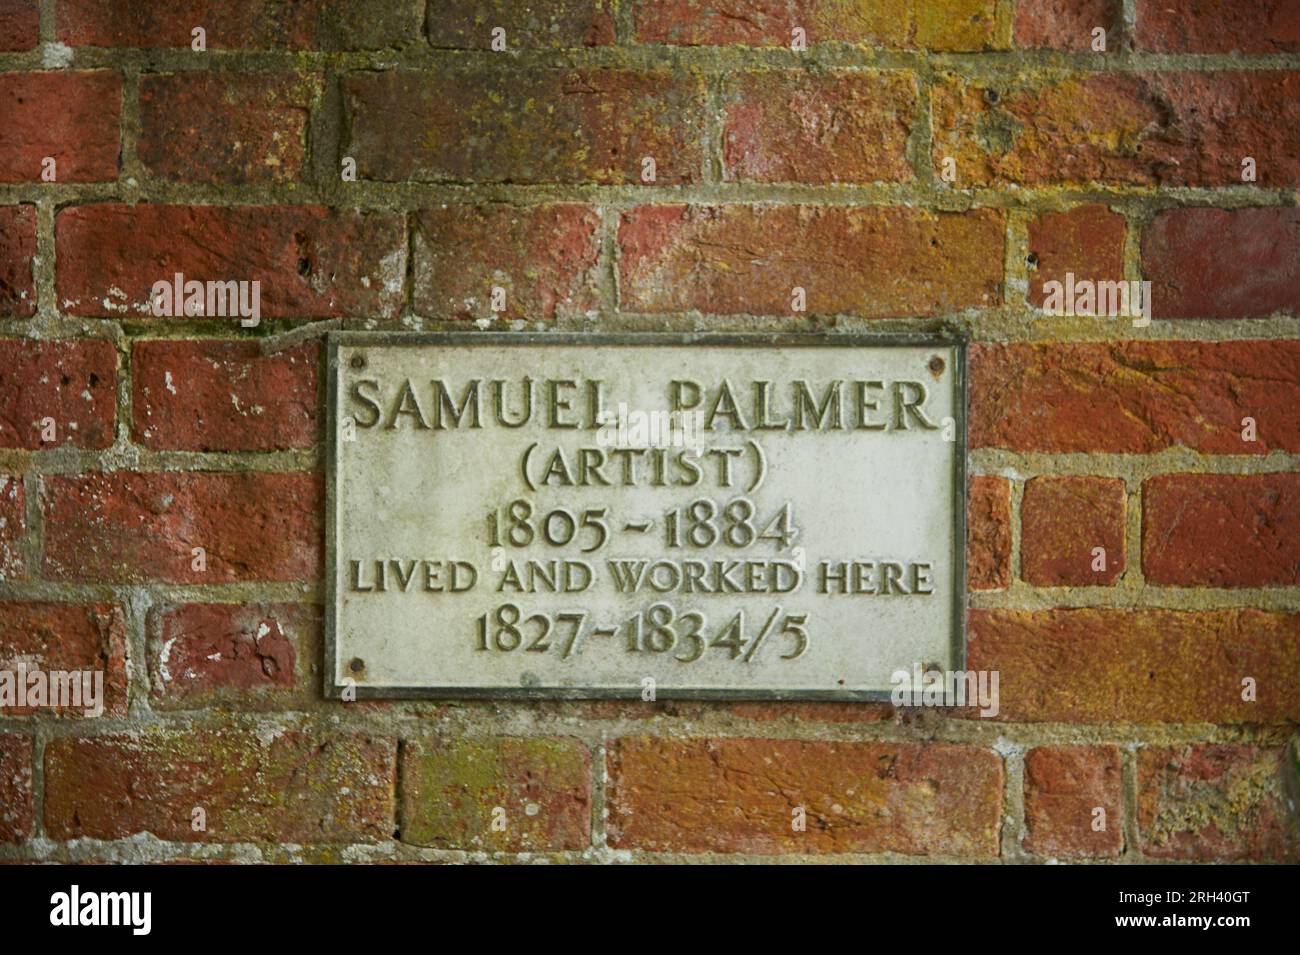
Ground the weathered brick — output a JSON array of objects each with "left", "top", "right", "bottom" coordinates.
[
  {"left": 968, "top": 608, "right": 1300, "bottom": 723},
  {"left": 399, "top": 737, "right": 590, "bottom": 851},
  {"left": 43, "top": 472, "right": 322, "bottom": 584},
  {"left": 1021, "top": 476, "right": 1126, "bottom": 586},
  {"left": 634, "top": 0, "right": 906, "bottom": 46},
  {"left": 607, "top": 738, "right": 1003, "bottom": 855},
  {"left": 344, "top": 68, "right": 708, "bottom": 185},
  {"left": 56, "top": 205, "right": 406, "bottom": 319},
  {"left": 1143, "top": 473, "right": 1300, "bottom": 587},
  {"left": 1142, "top": 208, "right": 1299, "bottom": 319},
  {"left": 933, "top": 71, "right": 1300, "bottom": 187},
  {"left": 0, "top": 478, "right": 22, "bottom": 580},
  {"left": 1026, "top": 205, "right": 1126, "bottom": 309},
  {"left": 0, "top": 1, "right": 38, "bottom": 51},
  {"left": 0, "top": 339, "right": 118, "bottom": 449},
  {"left": 971, "top": 340, "right": 1300, "bottom": 454},
  {"left": 20, "top": 0, "right": 1300, "bottom": 868},
  {"left": 132, "top": 340, "right": 318, "bottom": 452},
  {"left": 426, "top": 0, "right": 615, "bottom": 48},
  {"left": 1139, "top": 745, "right": 1300, "bottom": 861},
  {"left": 0, "top": 735, "right": 33, "bottom": 842},
  {"left": 1024, "top": 746, "right": 1123, "bottom": 858},
  {"left": 139, "top": 72, "right": 322, "bottom": 184},
  {"left": 723, "top": 71, "right": 915, "bottom": 183},
  {"left": 149, "top": 603, "right": 316, "bottom": 707},
  {"left": 45, "top": 732, "right": 396, "bottom": 843},
  {"left": 58, "top": 0, "right": 424, "bottom": 49},
  {"left": 968, "top": 476, "right": 1011, "bottom": 591},
  {"left": 619, "top": 205, "right": 1003, "bottom": 316},
  {"left": 913, "top": 0, "right": 999, "bottom": 50},
  {"left": 0, "top": 71, "right": 121, "bottom": 183},
  {"left": 1015, "top": 0, "right": 1123, "bottom": 51},
  {"left": 0, "top": 205, "right": 36, "bottom": 317},
  {"left": 413, "top": 204, "right": 601, "bottom": 321},
  {"left": 0, "top": 603, "right": 127, "bottom": 717},
  {"left": 1136, "top": 0, "right": 1300, "bottom": 53},
  {"left": 633, "top": 0, "right": 999, "bottom": 51}
]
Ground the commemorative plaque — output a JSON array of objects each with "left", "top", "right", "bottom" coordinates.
[{"left": 326, "top": 334, "right": 965, "bottom": 700}]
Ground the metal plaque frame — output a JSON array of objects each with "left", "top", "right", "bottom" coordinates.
[{"left": 324, "top": 331, "right": 968, "bottom": 701}]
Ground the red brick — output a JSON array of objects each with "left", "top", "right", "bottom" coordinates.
[
  {"left": 968, "top": 476, "right": 1011, "bottom": 591},
  {"left": 971, "top": 340, "right": 1300, "bottom": 454},
  {"left": 58, "top": 0, "right": 424, "bottom": 49},
  {"left": 1143, "top": 473, "right": 1300, "bottom": 587},
  {"left": 343, "top": 69, "right": 708, "bottom": 185},
  {"left": 426, "top": 0, "right": 615, "bottom": 48},
  {"left": 1142, "top": 208, "right": 1299, "bottom": 319},
  {"left": 634, "top": 0, "right": 999, "bottom": 51},
  {"left": 933, "top": 71, "right": 1300, "bottom": 187},
  {"left": 413, "top": 204, "right": 601, "bottom": 321},
  {"left": 0, "top": 735, "right": 33, "bottom": 842},
  {"left": 607, "top": 738, "right": 1003, "bottom": 855},
  {"left": 911, "top": 0, "right": 999, "bottom": 49},
  {"left": 619, "top": 205, "right": 1003, "bottom": 316},
  {"left": 723, "top": 71, "right": 915, "bottom": 184},
  {"left": 0, "top": 339, "right": 118, "bottom": 449},
  {"left": 0, "top": 1, "right": 38, "bottom": 51},
  {"left": 0, "top": 205, "right": 36, "bottom": 317},
  {"left": 45, "top": 731, "right": 396, "bottom": 843},
  {"left": 399, "top": 738, "right": 590, "bottom": 851},
  {"left": 636, "top": 0, "right": 898, "bottom": 45},
  {"left": 0, "top": 603, "right": 127, "bottom": 717},
  {"left": 1139, "top": 745, "right": 1300, "bottom": 861},
  {"left": 1015, "top": 0, "right": 1123, "bottom": 51},
  {"left": 1136, "top": 0, "right": 1300, "bottom": 53},
  {"left": 56, "top": 205, "right": 405, "bottom": 320},
  {"left": 1021, "top": 476, "right": 1126, "bottom": 586},
  {"left": 1026, "top": 205, "right": 1126, "bottom": 309},
  {"left": 968, "top": 608, "right": 1300, "bottom": 723},
  {"left": 0, "top": 72, "right": 121, "bottom": 183},
  {"left": 131, "top": 340, "right": 318, "bottom": 452},
  {"left": 149, "top": 603, "right": 316, "bottom": 706},
  {"left": 139, "top": 72, "right": 322, "bottom": 185},
  {"left": 1024, "top": 746, "right": 1123, "bottom": 858},
  {"left": 0, "top": 477, "right": 22, "bottom": 580},
  {"left": 42, "top": 471, "right": 322, "bottom": 584}
]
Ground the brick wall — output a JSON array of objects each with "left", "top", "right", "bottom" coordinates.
[{"left": 0, "top": 0, "right": 1298, "bottom": 863}]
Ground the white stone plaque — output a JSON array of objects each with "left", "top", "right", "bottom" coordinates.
[{"left": 326, "top": 334, "right": 965, "bottom": 699}]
